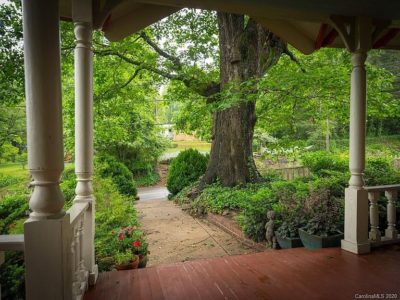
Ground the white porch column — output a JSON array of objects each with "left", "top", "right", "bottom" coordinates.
[
  {"left": 73, "top": 20, "right": 98, "bottom": 284},
  {"left": 339, "top": 17, "right": 372, "bottom": 254},
  {"left": 22, "top": 0, "right": 72, "bottom": 298},
  {"left": 341, "top": 50, "right": 371, "bottom": 254}
]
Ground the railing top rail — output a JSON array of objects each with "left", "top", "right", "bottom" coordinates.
[
  {"left": 67, "top": 202, "right": 89, "bottom": 226},
  {"left": 365, "top": 184, "right": 400, "bottom": 193},
  {"left": 0, "top": 234, "right": 24, "bottom": 251}
]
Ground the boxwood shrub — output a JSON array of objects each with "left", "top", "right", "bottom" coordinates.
[
  {"left": 96, "top": 155, "right": 137, "bottom": 197},
  {"left": 167, "top": 149, "right": 208, "bottom": 195}
]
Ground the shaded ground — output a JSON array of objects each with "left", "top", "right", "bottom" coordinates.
[{"left": 135, "top": 187, "right": 256, "bottom": 266}]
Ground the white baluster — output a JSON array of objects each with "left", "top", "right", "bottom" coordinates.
[
  {"left": 71, "top": 227, "right": 78, "bottom": 298},
  {"left": 385, "top": 190, "right": 398, "bottom": 239},
  {"left": 368, "top": 192, "right": 381, "bottom": 242},
  {"left": 77, "top": 217, "right": 88, "bottom": 295},
  {"left": 74, "top": 226, "right": 80, "bottom": 283}
]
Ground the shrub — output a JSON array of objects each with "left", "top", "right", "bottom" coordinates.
[
  {"left": 60, "top": 167, "right": 77, "bottom": 208},
  {"left": 302, "top": 189, "right": 344, "bottom": 236},
  {"left": 302, "top": 151, "right": 347, "bottom": 176},
  {"left": 0, "top": 252, "right": 25, "bottom": 299},
  {"left": 135, "top": 170, "right": 160, "bottom": 187},
  {"left": 237, "top": 188, "right": 280, "bottom": 242},
  {"left": 364, "top": 157, "right": 400, "bottom": 186},
  {"left": 96, "top": 155, "right": 137, "bottom": 196},
  {"left": 0, "top": 194, "right": 29, "bottom": 234},
  {"left": 0, "top": 174, "right": 23, "bottom": 188},
  {"left": 0, "top": 189, "right": 29, "bottom": 299},
  {"left": 93, "top": 176, "right": 144, "bottom": 271},
  {"left": 167, "top": 149, "right": 208, "bottom": 195}
]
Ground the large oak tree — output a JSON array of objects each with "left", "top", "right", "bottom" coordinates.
[{"left": 96, "top": 10, "right": 293, "bottom": 187}]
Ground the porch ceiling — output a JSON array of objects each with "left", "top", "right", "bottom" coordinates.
[{"left": 60, "top": 0, "right": 400, "bottom": 54}]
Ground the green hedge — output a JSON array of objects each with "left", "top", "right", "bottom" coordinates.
[
  {"left": 96, "top": 155, "right": 137, "bottom": 197},
  {"left": 167, "top": 149, "right": 208, "bottom": 195}
]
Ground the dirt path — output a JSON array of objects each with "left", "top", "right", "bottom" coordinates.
[{"left": 136, "top": 187, "right": 256, "bottom": 266}]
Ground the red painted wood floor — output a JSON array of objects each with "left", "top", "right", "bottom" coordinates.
[{"left": 84, "top": 246, "right": 400, "bottom": 300}]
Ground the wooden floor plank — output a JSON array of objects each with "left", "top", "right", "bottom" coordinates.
[
  {"left": 181, "top": 260, "right": 225, "bottom": 300},
  {"left": 84, "top": 246, "right": 400, "bottom": 300}
]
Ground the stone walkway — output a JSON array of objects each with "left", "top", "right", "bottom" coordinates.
[{"left": 136, "top": 187, "right": 256, "bottom": 266}]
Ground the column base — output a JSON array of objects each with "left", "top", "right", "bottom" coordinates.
[
  {"left": 343, "top": 187, "right": 370, "bottom": 254},
  {"left": 88, "top": 264, "right": 98, "bottom": 286},
  {"left": 385, "top": 229, "right": 398, "bottom": 239},
  {"left": 341, "top": 239, "right": 370, "bottom": 254}
]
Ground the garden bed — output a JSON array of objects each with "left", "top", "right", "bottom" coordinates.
[{"left": 206, "top": 213, "right": 267, "bottom": 251}]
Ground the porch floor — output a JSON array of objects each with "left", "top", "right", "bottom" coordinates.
[{"left": 84, "top": 245, "right": 400, "bottom": 300}]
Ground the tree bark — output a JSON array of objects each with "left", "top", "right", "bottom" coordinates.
[{"left": 201, "top": 13, "right": 285, "bottom": 187}]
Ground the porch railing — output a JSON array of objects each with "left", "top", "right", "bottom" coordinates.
[
  {"left": 0, "top": 234, "right": 24, "bottom": 298},
  {"left": 0, "top": 202, "right": 90, "bottom": 299},
  {"left": 365, "top": 184, "right": 400, "bottom": 247},
  {"left": 67, "top": 202, "right": 90, "bottom": 299}
]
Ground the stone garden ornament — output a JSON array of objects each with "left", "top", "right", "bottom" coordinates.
[{"left": 265, "top": 210, "right": 277, "bottom": 249}]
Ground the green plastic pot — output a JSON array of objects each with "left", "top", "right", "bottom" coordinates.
[{"left": 298, "top": 228, "right": 343, "bottom": 249}]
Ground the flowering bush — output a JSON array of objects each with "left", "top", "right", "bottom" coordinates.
[{"left": 111, "top": 226, "right": 149, "bottom": 264}]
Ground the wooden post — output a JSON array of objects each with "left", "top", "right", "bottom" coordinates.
[
  {"left": 333, "top": 17, "right": 372, "bottom": 254},
  {"left": 21, "top": 0, "right": 73, "bottom": 298}
]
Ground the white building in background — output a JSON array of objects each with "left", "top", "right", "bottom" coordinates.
[{"left": 159, "top": 123, "right": 174, "bottom": 140}]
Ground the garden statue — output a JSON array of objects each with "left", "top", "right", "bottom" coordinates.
[{"left": 265, "top": 210, "right": 277, "bottom": 249}]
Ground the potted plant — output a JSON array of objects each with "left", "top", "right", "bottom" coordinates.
[
  {"left": 274, "top": 188, "right": 306, "bottom": 249},
  {"left": 275, "top": 218, "right": 304, "bottom": 249},
  {"left": 111, "top": 225, "right": 148, "bottom": 270},
  {"left": 132, "top": 237, "right": 149, "bottom": 268},
  {"left": 298, "top": 189, "right": 344, "bottom": 249},
  {"left": 113, "top": 250, "right": 139, "bottom": 270}
]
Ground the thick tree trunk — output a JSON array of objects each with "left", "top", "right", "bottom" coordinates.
[{"left": 201, "top": 13, "right": 285, "bottom": 187}]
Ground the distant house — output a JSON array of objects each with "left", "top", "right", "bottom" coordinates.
[{"left": 160, "top": 123, "right": 174, "bottom": 140}]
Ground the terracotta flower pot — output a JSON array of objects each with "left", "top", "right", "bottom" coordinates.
[{"left": 115, "top": 255, "right": 140, "bottom": 271}]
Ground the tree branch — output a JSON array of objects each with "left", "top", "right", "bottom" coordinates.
[
  {"left": 139, "top": 31, "right": 182, "bottom": 69},
  {"left": 96, "top": 68, "right": 143, "bottom": 101},
  {"left": 282, "top": 44, "right": 305, "bottom": 73},
  {"left": 95, "top": 49, "right": 221, "bottom": 98}
]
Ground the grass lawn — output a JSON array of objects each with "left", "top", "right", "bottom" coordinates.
[
  {"left": 0, "top": 162, "right": 74, "bottom": 178},
  {"left": 0, "top": 163, "right": 29, "bottom": 177},
  {"left": 164, "top": 140, "right": 211, "bottom": 154}
]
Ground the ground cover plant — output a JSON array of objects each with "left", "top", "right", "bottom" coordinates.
[{"left": 172, "top": 150, "right": 400, "bottom": 243}]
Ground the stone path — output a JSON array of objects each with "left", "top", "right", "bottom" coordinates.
[{"left": 136, "top": 187, "right": 256, "bottom": 266}]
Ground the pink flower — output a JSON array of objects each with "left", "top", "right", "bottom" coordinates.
[
  {"left": 118, "top": 233, "right": 124, "bottom": 241},
  {"left": 133, "top": 240, "right": 141, "bottom": 247}
]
